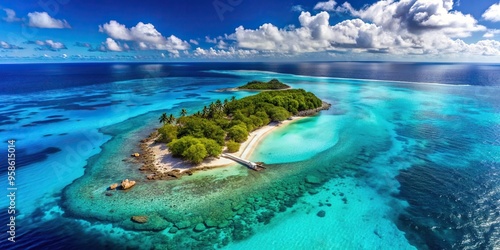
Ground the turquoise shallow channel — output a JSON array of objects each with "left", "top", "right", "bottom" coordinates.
[{"left": 1, "top": 63, "right": 499, "bottom": 250}]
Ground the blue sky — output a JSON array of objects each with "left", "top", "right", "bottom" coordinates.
[{"left": 1, "top": 0, "right": 500, "bottom": 62}]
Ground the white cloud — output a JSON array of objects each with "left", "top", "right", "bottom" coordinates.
[
  {"left": 0, "top": 41, "right": 23, "bottom": 49},
  {"left": 2, "top": 8, "right": 21, "bottom": 22},
  {"left": 98, "top": 20, "right": 132, "bottom": 40},
  {"left": 98, "top": 20, "right": 190, "bottom": 54},
  {"left": 314, "top": 0, "right": 337, "bottom": 11},
  {"left": 344, "top": 0, "right": 485, "bottom": 38},
  {"left": 130, "top": 22, "right": 165, "bottom": 44},
  {"left": 225, "top": 2, "right": 499, "bottom": 59},
  {"left": 484, "top": 29, "right": 500, "bottom": 38},
  {"left": 104, "top": 38, "right": 122, "bottom": 51},
  {"left": 216, "top": 40, "right": 228, "bottom": 49},
  {"left": 193, "top": 47, "right": 259, "bottom": 58},
  {"left": 205, "top": 36, "right": 218, "bottom": 43},
  {"left": 189, "top": 39, "right": 199, "bottom": 45},
  {"left": 482, "top": 2, "right": 500, "bottom": 22},
  {"left": 27, "top": 12, "right": 70, "bottom": 29},
  {"left": 291, "top": 5, "right": 305, "bottom": 12},
  {"left": 232, "top": 12, "right": 383, "bottom": 53},
  {"left": 33, "top": 40, "right": 67, "bottom": 51}
]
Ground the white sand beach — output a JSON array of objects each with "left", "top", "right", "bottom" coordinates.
[{"left": 149, "top": 116, "right": 306, "bottom": 173}]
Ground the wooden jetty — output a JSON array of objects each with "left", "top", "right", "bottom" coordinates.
[{"left": 222, "top": 153, "right": 264, "bottom": 171}]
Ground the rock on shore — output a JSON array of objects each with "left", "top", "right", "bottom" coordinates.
[{"left": 121, "top": 179, "right": 136, "bottom": 190}]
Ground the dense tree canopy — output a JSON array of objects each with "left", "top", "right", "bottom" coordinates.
[
  {"left": 167, "top": 136, "right": 222, "bottom": 164},
  {"left": 158, "top": 87, "right": 323, "bottom": 164},
  {"left": 157, "top": 124, "right": 178, "bottom": 143},
  {"left": 182, "top": 143, "right": 206, "bottom": 164},
  {"left": 237, "top": 78, "right": 290, "bottom": 90},
  {"left": 227, "top": 124, "right": 248, "bottom": 143},
  {"left": 226, "top": 140, "right": 240, "bottom": 153}
]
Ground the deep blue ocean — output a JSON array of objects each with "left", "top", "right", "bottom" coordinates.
[{"left": 0, "top": 62, "right": 498, "bottom": 250}]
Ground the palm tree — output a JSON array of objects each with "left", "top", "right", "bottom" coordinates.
[
  {"left": 202, "top": 106, "right": 208, "bottom": 118},
  {"left": 208, "top": 103, "right": 216, "bottom": 118},
  {"left": 214, "top": 99, "right": 224, "bottom": 118},
  {"left": 159, "top": 113, "right": 168, "bottom": 125},
  {"left": 230, "top": 96, "right": 236, "bottom": 102},
  {"left": 223, "top": 99, "right": 230, "bottom": 115},
  {"left": 215, "top": 99, "right": 222, "bottom": 111},
  {"left": 180, "top": 108, "right": 187, "bottom": 117},
  {"left": 167, "top": 114, "right": 175, "bottom": 124}
]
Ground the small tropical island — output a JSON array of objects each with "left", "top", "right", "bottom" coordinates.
[
  {"left": 237, "top": 78, "right": 290, "bottom": 90},
  {"left": 138, "top": 81, "right": 330, "bottom": 180}
]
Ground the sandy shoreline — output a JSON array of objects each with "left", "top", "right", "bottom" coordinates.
[{"left": 147, "top": 116, "right": 307, "bottom": 174}]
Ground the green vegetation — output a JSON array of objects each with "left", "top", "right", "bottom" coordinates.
[
  {"left": 227, "top": 124, "right": 248, "bottom": 143},
  {"left": 157, "top": 88, "right": 323, "bottom": 164},
  {"left": 157, "top": 124, "right": 178, "bottom": 143},
  {"left": 158, "top": 113, "right": 168, "bottom": 125},
  {"left": 167, "top": 136, "right": 222, "bottom": 164},
  {"left": 226, "top": 140, "right": 240, "bottom": 153},
  {"left": 237, "top": 78, "right": 290, "bottom": 90}
]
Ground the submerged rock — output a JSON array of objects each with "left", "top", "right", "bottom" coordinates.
[
  {"left": 305, "top": 175, "right": 321, "bottom": 184},
  {"left": 232, "top": 202, "right": 244, "bottom": 212},
  {"left": 217, "top": 220, "right": 230, "bottom": 228},
  {"left": 317, "top": 210, "right": 326, "bottom": 217},
  {"left": 168, "top": 227, "right": 178, "bottom": 234},
  {"left": 120, "top": 214, "right": 170, "bottom": 231},
  {"left": 204, "top": 219, "right": 217, "bottom": 228},
  {"left": 175, "top": 220, "right": 191, "bottom": 229},
  {"left": 308, "top": 189, "right": 319, "bottom": 195},
  {"left": 121, "top": 179, "right": 136, "bottom": 190},
  {"left": 131, "top": 215, "right": 148, "bottom": 224},
  {"left": 194, "top": 223, "right": 206, "bottom": 232}
]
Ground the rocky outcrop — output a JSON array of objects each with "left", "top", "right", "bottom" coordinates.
[
  {"left": 305, "top": 175, "right": 321, "bottom": 184},
  {"left": 166, "top": 170, "right": 182, "bottom": 178},
  {"left": 109, "top": 183, "right": 118, "bottom": 190},
  {"left": 121, "top": 179, "right": 136, "bottom": 190},
  {"left": 297, "top": 101, "right": 331, "bottom": 116},
  {"left": 131, "top": 153, "right": 140, "bottom": 157},
  {"left": 131, "top": 215, "right": 148, "bottom": 224}
]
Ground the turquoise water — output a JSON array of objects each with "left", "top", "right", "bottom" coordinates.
[
  {"left": 1, "top": 64, "right": 499, "bottom": 249},
  {"left": 226, "top": 177, "right": 413, "bottom": 249}
]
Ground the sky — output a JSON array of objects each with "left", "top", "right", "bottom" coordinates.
[{"left": 1, "top": 0, "right": 500, "bottom": 62}]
